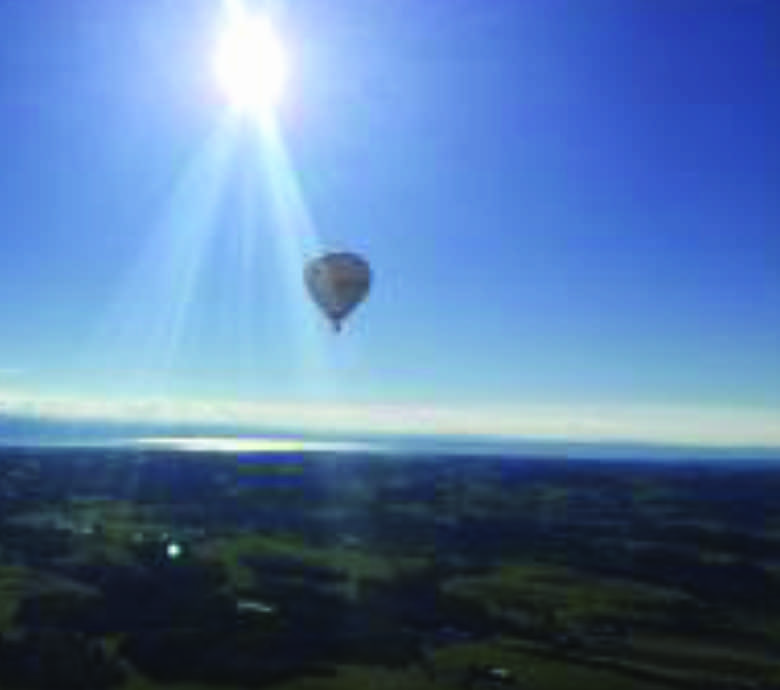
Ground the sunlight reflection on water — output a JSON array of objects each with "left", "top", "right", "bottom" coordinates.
[{"left": 134, "top": 436, "right": 378, "bottom": 453}]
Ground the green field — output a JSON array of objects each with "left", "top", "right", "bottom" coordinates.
[
  {"left": 446, "top": 562, "right": 692, "bottom": 628},
  {"left": 208, "top": 532, "right": 426, "bottom": 595}
]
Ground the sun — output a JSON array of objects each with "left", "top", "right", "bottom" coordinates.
[{"left": 213, "top": 2, "right": 287, "bottom": 116}]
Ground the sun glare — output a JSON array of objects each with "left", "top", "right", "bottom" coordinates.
[{"left": 213, "top": 3, "right": 287, "bottom": 115}]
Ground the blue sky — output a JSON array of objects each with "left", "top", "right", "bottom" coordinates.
[{"left": 0, "top": 1, "right": 777, "bottom": 445}]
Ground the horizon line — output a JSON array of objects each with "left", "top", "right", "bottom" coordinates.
[{"left": 1, "top": 391, "right": 780, "bottom": 451}]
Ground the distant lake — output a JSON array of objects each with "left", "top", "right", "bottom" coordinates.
[
  {"left": 133, "top": 436, "right": 379, "bottom": 454},
  {"left": 1, "top": 427, "right": 778, "bottom": 462}
]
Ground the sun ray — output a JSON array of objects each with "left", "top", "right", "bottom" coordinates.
[
  {"left": 250, "top": 117, "right": 342, "bottom": 400},
  {"left": 80, "top": 7, "right": 345, "bottom": 406},
  {"left": 79, "top": 117, "right": 238, "bottom": 396}
]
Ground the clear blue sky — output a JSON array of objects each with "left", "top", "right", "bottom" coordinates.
[{"left": 0, "top": 1, "right": 777, "bottom": 443}]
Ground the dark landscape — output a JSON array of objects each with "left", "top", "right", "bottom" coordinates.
[{"left": 1, "top": 443, "right": 779, "bottom": 689}]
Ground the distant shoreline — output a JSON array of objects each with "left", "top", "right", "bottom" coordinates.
[{"left": 0, "top": 434, "right": 778, "bottom": 463}]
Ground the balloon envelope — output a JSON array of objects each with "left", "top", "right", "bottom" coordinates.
[{"left": 304, "top": 252, "right": 371, "bottom": 331}]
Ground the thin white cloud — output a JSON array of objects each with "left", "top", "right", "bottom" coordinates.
[{"left": 0, "top": 392, "right": 779, "bottom": 448}]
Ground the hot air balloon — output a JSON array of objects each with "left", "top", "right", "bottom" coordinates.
[{"left": 304, "top": 251, "right": 371, "bottom": 332}]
